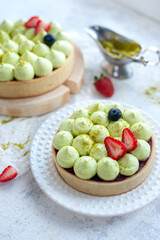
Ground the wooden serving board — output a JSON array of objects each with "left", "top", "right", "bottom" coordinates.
[{"left": 0, "top": 45, "right": 84, "bottom": 117}]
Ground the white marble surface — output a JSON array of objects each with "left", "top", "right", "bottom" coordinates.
[{"left": 0, "top": 0, "right": 160, "bottom": 239}]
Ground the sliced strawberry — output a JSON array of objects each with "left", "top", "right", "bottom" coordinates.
[
  {"left": 122, "top": 128, "right": 138, "bottom": 151},
  {"left": 35, "top": 20, "right": 51, "bottom": 34},
  {"left": 94, "top": 73, "right": 114, "bottom": 97},
  {"left": 0, "top": 166, "right": 18, "bottom": 182},
  {"left": 25, "top": 16, "right": 40, "bottom": 28},
  {"left": 104, "top": 137, "right": 126, "bottom": 160}
]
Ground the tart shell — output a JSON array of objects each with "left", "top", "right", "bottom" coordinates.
[
  {"left": 52, "top": 134, "right": 155, "bottom": 196},
  {"left": 0, "top": 44, "right": 75, "bottom": 99}
]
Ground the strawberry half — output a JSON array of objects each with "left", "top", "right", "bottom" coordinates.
[
  {"left": 35, "top": 20, "right": 51, "bottom": 35},
  {"left": 122, "top": 128, "right": 138, "bottom": 151},
  {"left": 94, "top": 73, "right": 114, "bottom": 97},
  {"left": 25, "top": 16, "right": 40, "bottom": 28},
  {"left": 0, "top": 166, "right": 18, "bottom": 182},
  {"left": 104, "top": 137, "right": 126, "bottom": 160}
]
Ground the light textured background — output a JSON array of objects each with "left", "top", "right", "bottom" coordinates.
[{"left": 0, "top": 0, "right": 160, "bottom": 239}]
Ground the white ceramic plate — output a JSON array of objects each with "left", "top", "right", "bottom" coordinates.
[{"left": 30, "top": 100, "right": 160, "bottom": 217}]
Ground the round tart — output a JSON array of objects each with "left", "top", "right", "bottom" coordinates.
[
  {"left": 52, "top": 102, "right": 155, "bottom": 196},
  {"left": 0, "top": 17, "right": 74, "bottom": 98}
]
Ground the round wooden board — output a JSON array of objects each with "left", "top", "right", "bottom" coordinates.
[
  {"left": 0, "top": 45, "right": 84, "bottom": 117},
  {"left": 52, "top": 134, "right": 155, "bottom": 197}
]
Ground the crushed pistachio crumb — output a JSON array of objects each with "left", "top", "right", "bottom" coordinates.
[
  {"left": 1, "top": 117, "right": 16, "bottom": 124},
  {"left": 144, "top": 85, "right": 160, "bottom": 104}
]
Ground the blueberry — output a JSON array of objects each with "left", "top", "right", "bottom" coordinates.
[
  {"left": 108, "top": 108, "right": 122, "bottom": 121},
  {"left": 43, "top": 34, "right": 56, "bottom": 47}
]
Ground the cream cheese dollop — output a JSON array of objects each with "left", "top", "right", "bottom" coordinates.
[
  {"left": 0, "top": 30, "right": 10, "bottom": 44},
  {"left": 0, "top": 20, "right": 14, "bottom": 33},
  {"left": 72, "top": 134, "right": 93, "bottom": 156},
  {"left": 2, "top": 40, "right": 19, "bottom": 53},
  {"left": 118, "top": 153, "right": 139, "bottom": 176},
  {"left": 87, "top": 102, "right": 105, "bottom": 114},
  {"left": 72, "top": 117, "right": 93, "bottom": 136},
  {"left": 130, "top": 122, "right": 152, "bottom": 141},
  {"left": 0, "top": 63, "right": 14, "bottom": 81},
  {"left": 2, "top": 52, "right": 19, "bottom": 66},
  {"left": 89, "top": 125, "right": 110, "bottom": 143},
  {"left": 56, "top": 32, "right": 70, "bottom": 42},
  {"left": 107, "top": 119, "right": 130, "bottom": 138},
  {"left": 21, "top": 50, "right": 38, "bottom": 70},
  {"left": 12, "top": 33, "right": 27, "bottom": 45},
  {"left": 10, "top": 25, "right": 26, "bottom": 38},
  {"left": 90, "top": 143, "right": 108, "bottom": 162},
  {"left": 33, "top": 29, "right": 47, "bottom": 43},
  {"left": 131, "top": 139, "right": 151, "bottom": 161},
  {"left": 15, "top": 19, "right": 27, "bottom": 26},
  {"left": 90, "top": 111, "right": 109, "bottom": 127},
  {"left": 53, "top": 131, "right": 73, "bottom": 150},
  {"left": 72, "top": 108, "right": 89, "bottom": 119},
  {"left": 74, "top": 156, "right": 97, "bottom": 180},
  {"left": 97, "top": 157, "right": 119, "bottom": 180},
  {"left": 122, "top": 109, "right": 143, "bottom": 125},
  {"left": 57, "top": 146, "right": 79, "bottom": 168},
  {"left": 25, "top": 28, "right": 35, "bottom": 40},
  {"left": 59, "top": 119, "right": 75, "bottom": 135},
  {"left": 19, "top": 39, "right": 35, "bottom": 55},
  {"left": 34, "top": 57, "right": 52, "bottom": 77},
  {"left": 48, "top": 22, "right": 62, "bottom": 36},
  {"left": 33, "top": 41, "right": 50, "bottom": 57},
  {"left": 51, "top": 40, "right": 72, "bottom": 56},
  {"left": 46, "top": 49, "right": 66, "bottom": 68},
  {"left": 14, "top": 60, "right": 34, "bottom": 81}
]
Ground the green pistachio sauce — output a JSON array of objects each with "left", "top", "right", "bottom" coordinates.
[
  {"left": 99, "top": 40, "right": 141, "bottom": 58},
  {"left": 22, "top": 150, "right": 30, "bottom": 157},
  {"left": 0, "top": 135, "right": 30, "bottom": 150},
  {"left": 1, "top": 117, "right": 16, "bottom": 124}
]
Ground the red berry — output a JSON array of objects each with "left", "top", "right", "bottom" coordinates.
[
  {"left": 25, "top": 16, "right": 40, "bottom": 28},
  {"left": 94, "top": 73, "right": 114, "bottom": 97},
  {"left": 0, "top": 166, "right": 18, "bottom": 182},
  {"left": 122, "top": 128, "right": 138, "bottom": 151},
  {"left": 104, "top": 137, "right": 126, "bottom": 160},
  {"left": 35, "top": 20, "right": 51, "bottom": 35}
]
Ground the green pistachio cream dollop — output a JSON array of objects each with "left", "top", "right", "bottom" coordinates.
[
  {"left": 57, "top": 146, "right": 79, "bottom": 168},
  {"left": 74, "top": 156, "right": 97, "bottom": 180},
  {"left": 51, "top": 40, "right": 72, "bottom": 56},
  {"left": 0, "top": 63, "right": 14, "bottom": 81},
  {"left": 14, "top": 60, "right": 34, "bottom": 81},
  {"left": 2, "top": 52, "right": 19, "bottom": 66},
  {"left": 34, "top": 57, "right": 52, "bottom": 77},
  {"left": 46, "top": 49, "right": 66, "bottom": 68}
]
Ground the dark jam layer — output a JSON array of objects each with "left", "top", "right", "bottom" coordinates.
[{"left": 56, "top": 138, "right": 152, "bottom": 182}]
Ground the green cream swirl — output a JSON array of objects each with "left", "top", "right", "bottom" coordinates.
[
  {"left": 74, "top": 156, "right": 97, "bottom": 180},
  {"left": 14, "top": 60, "right": 34, "bottom": 81}
]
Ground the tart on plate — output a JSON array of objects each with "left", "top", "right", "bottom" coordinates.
[
  {"left": 52, "top": 102, "right": 155, "bottom": 196},
  {"left": 0, "top": 16, "right": 74, "bottom": 98}
]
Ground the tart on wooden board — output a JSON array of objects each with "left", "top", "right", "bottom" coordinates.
[
  {"left": 52, "top": 102, "right": 155, "bottom": 196},
  {"left": 0, "top": 16, "right": 75, "bottom": 98}
]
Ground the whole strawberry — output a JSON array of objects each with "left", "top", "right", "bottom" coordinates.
[{"left": 94, "top": 73, "right": 114, "bottom": 97}]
